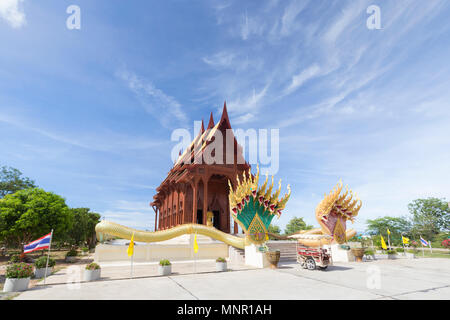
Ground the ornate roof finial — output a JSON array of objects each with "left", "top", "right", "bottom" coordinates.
[
  {"left": 220, "top": 100, "right": 232, "bottom": 129},
  {"left": 207, "top": 112, "right": 215, "bottom": 129},
  {"left": 201, "top": 119, "right": 205, "bottom": 134}
]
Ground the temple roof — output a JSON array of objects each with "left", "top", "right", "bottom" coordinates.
[{"left": 151, "top": 101, "right": 250, "bottom": 206}]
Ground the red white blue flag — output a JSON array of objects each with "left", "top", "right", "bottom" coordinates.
[
  {"left": 420, "top": 236, "right": 429, "bottom": 247},
  {"left": 23, "top": 232, "right": 52, "bottom": 253}
]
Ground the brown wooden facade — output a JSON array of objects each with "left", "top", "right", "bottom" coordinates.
[{"left": 150, "top": 102, "right": 250, "bottom": 234}]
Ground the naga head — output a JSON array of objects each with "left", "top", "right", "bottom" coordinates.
[
  {"left": 228, "top": 165, "right": 291, "bottom": 245},
  {"left": 315, "top": 180, "right": 362, "bottom": 244}
]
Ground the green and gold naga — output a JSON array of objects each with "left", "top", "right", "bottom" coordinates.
[{"left": 228, "top": 165, "right": 291, "bottom": 245}]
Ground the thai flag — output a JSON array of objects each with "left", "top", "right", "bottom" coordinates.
[
  {"left": 23, "top": 232, "right": 52, "bottom": 253},
  {"left": 420, "top": 237, "right": 429, "bottom": 247}
]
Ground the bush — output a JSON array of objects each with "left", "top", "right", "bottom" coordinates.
[
  {"left": 216, "top": 257, "right": 226, "bottom": 263},
  {"left": 9, "top": 254, "right": 20, "bottom": 264},
  {"left": 442, "top": 239, "right": 450, "bottom": 249},
  {"left": 85, "top": 262, "right": 100, "bottom": 270},
  {"left": 34, "top": 256, "right": 56, "bottom": 269},
  {"left": 82, "top": 247, "right": 89, "bottom": 253},
  {"left": 159, "top": 259, "right": 171, "bottom": 266},
  {"left": 6, "top": 263, "right": 34, "bottom": 279},
  {"left": 364, "top": 249, "right": 374, "bottom": 256},
  {"left": 66, "top": 249, "right": 78, "bottom": 257},
  {"left": 387, "top": 250, "right": 397, "bottom": 255},
  {"left": 396, "top": 248, "right": 404, "bottom": 253}
]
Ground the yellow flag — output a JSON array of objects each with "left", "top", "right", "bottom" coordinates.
[
  {"left": 193, "top": 233, "right": 199, "bottom": 254},
  {"left": 265, "top": 232, "right": 269, "bottom": 241},
  {"left": 380, "top": 235, "right": 387, "bottom": 250},
  {"left": 387, "top": 228, "right": 391, "bottom": 235},
  {"left": 402, "top": 236, "right": 409, "bottom": 244},
  {"left": 127, "top": 232, "right": 135, "bottom": 257}
]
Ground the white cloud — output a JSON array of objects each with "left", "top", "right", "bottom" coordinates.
[
  {"left": 202, "top": 51, "right": 236, "bottom": 68},
  {"left": 284, "top": 64, "right": 321, "bottom": 94},
  {"left": 227, "top": 83, "right": 270, "bottom": 116},
  {"left": 0, "top": 0, "right": 26, "bottom": 28},
  {"left": 280, "top": 0, "right": 309, "bottom": 36},
  {"left": 117, "top": 70, "right": 188, "bottom": 127}
]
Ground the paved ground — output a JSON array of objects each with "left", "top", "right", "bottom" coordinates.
[{"left": 13, "top": 258, "right": 450, "bottom": 300}]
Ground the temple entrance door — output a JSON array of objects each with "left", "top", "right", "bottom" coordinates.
[
  {"left": 213, "top": 210, "right": 220, "bottom": 229},
  {"left": 197, "top": 210, "right": 203, "bottom": 224}
]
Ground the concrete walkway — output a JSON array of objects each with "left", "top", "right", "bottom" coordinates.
[{"left": 14, "top": 258, "right": 450, "bottom": 300}]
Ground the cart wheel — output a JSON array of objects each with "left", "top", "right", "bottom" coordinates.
[
  {"left": 300, "top": 261, "right": 307, "bottom": 269},
  {"left": 306, "top": 258, "right": 316, "bottom": 270},
  {"left": 318, "top": 266, "right": 328, "bottom": 270}
]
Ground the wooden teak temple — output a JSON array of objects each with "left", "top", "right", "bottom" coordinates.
[{"left": 151, "top": 102, "right": 250, "bottom": 234}]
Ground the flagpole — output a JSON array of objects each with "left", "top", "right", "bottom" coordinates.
[
  {"left": 421, "top": 236, "right": 425, "bottom": 257},
  {"left": 429, "top": 241, "right": 433, "bottom": 254},
  {"left": 387, "top": 233, "right": 391, "bottom": 250},
  {"left": 44, "top": 229, "right": 53, "bottom": 285},
  {"left": 130, "top": 253, "right": 133, "bottom": 279}
]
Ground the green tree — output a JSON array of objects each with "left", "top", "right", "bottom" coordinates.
[
  {"left": 0, "top": 166, "right": 36, "bottom": 198},
  {"left": 366, "top": 216, "right": 412, "bottom": 244},
  {"left": 284, "top": 217, "right": 313, "bottom": 235},
  {"left": 268, "top": 224, "right": 281, "bottom": 240},
  {"left": 0, "top": 188, "right": 73, "bottom": 247},
  {"left": 408, "top": 198, "right": 450, "bottom": 240},
  {"left": 67, "top": 208, "right": 101, "bottom": 247}
]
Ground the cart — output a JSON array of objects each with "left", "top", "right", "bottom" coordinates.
[{"left": 297, "top": 243, "right": 332, "bottom": 270}]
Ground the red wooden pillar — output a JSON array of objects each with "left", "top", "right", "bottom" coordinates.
[
  {"left": 203, "top": 177, "right": 208, "bottom": 225},
  {"left": 192, "top": 180, "right": 197, "bottom": 224},
  {"left": 174, "top": 189, "right": 179, "bottom": 226},
  {"left": 181, "top": 184, "right": 186, "bottom": 224}
]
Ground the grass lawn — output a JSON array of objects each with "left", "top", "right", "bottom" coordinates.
[{"left": 406, "top": 250, "right": 450, "bottom": 258}]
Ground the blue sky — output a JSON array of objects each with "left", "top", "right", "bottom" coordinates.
[{"left": 1, "top": 0, "right": 449, "bottom": 233}]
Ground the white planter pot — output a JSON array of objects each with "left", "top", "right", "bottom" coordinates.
[
  {"left": 65, "top": 256, "right": 76, "bottom": 263},
  {"left": 405, "top": 252, "right": 415, "bottom": 259},
  {"left": 387, "top": 254, "right": 397, "bottom": 260},
  {"left": 34, "top": 267, "right": 52, "bottom": 278},
  {"left": 3, "top": 277, "right": 30, "bottom": 292},
  {"left": 84, "top": 269, "right": 101, "bottom": 281},
  {"left": 364, "top": 254, "right": 376, "bottom": 261},
  {"left": 216, "top": 262, "right": 227, "bottom": 272},
  {"left": 158, "top": 265, "right": 171, "bottom": 276}
]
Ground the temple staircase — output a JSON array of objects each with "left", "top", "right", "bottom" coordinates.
[{"left": 267, "top": 241, "right": 297, "bottom": 262}]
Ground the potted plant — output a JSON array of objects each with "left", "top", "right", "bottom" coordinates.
[
  {"left": 34, "top": 256, "right": 56, "bottom": 278},
  {"left": 265, "top": 249, "right": 281, "bottom": 269},
  {"left": 3, "top": 262, "right": 34, "bottom": 292},
  {"left": 351, "top": 248, "right": 366, "bottom": 262},
  {"left": 364, "top": 249, "right": 376, "bottom": 260},
  {"left": 81, "top": 247, "right": 89, "bottom": 256},
  {"left": 84, "top": 262, "right": 101, "bottom": 281},
  {"left": 216, "top": 257, "right": 227, "bottom": 272},
  {"left": 65, "top": 248, "right": 78, "bottom": 262},
  {"left": 387, "top": 250, "right": 397, "bottom": 259},
  {"left": 158, "top": 259, "right": 172, "bottom": 276}
]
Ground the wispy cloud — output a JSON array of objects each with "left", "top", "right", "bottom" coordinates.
[
  {"left": 284, "top": 64, "right": 321, "bottom": 94},
  {"left": 117, "top": 69, "right": 188, "bottom": 128},
  {"left": 0, "top": 112, "right": 165, "bottom": 152},
  {"left": 0, "top": 0, "right": 26, "bottom": 28},
  {"left": 202, "top": 51, "right": 236, "bottom": 68}
]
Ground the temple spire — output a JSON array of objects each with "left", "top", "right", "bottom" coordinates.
[
  {"left": 220, "top": 100, "right": 232, "bottom": 129},
  {"left": 200, "top": 119, "right": 205, "bottom": 134},
  {"left": 207, "top": 112, "right": 215, "bottom": 129}
]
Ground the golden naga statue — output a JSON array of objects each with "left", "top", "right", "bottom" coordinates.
[
  {"left": 228, "top": 165, "right": 291, "bottom": 245},
  {"left": 290, "top": 180, "right": 362, "bottom": 247}
]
